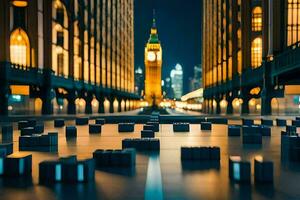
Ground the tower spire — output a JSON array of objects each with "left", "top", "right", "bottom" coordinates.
[{"left": 152, "top": 9, "right": 156, "bottom": 28}]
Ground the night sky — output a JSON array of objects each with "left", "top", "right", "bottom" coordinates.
[{"left": 134, "top": 0, "right": 202, "bottom": 94}]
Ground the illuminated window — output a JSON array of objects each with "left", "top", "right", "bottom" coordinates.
[
  {"left": 251, "top": 37, "right": 262, "bottom": 68},
  {"left": 287, "top": 0, "right": 300, "bottom": 46},
  {"left": 237, "top": 50, "right": 242, "bottom": 74},
  {"left": 10, "top": 28, "right": 30, "bottom": 66},
  {"left": 74, "top": 21, "right": 82, "bottom": 80},
  {"left": 52, "top": 0, "right": 69, "bottom": 76},
  {"left": 252, "top": 7, "right": 262, "bottom": 32}
]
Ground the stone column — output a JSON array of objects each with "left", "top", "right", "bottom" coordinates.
[
  {"left": 67, "top": 90, "right": 76, "bottom": 114},
  {"left": 85, "top": 92, "right": 93, "bottom": 114},
  {"left": 96, "top": 94, "right": 105, "bottom": 113},
  {"left": 41, "top": 68, "right": 53, "bottom": 115}
]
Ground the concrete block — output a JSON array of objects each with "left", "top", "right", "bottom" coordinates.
[
  {"left": 228, "top": 125, "right": 241, "bottom": 137},
  {"left": 292, "top": 120, "right": 300, "bottom": 127},
  {"left": 89, "top": 124, "right": 102, "bottom": 134},
  {"left": 141, "top": 130, "right": 155, "bottom": 138},
  {"left": 34, "top": 123, "right": 44, "bottom": 134},
  {"left": 66, "top": 126, "right": 77, "bottom": 138},
  {"left": 254, "top": 156, "right": 273, "bottom": 183},
  {"left": 2, "top": 125, "right": 13, "bottom": 143},
  {"left": 210, "top": 147, "right": 221, "bottom": 160},
  {"left": 260, "top": 125, "right": 271, "bottom": 136},
  {"left": 4, "top": 154, "right": 32, "bottom": 177},
  {"left": 286, "top": 125, "right": 297, "bottom": 135},
  {"left": 122, "top": 138, "right": 160, "bottom": 151},
  {"left": 76, "top": 117, "right": 89, "bottom": 125},
  {"left": 261, "top": 119, "right": 273, "bottom": 126},
  {"left": 0, "top": 143, "right": 13, "bottom": 155},
  {"left": 118, "top": 123, "right": 135, "bottom": 132},
  {"left": 95, "top": 118, "right": 105, "bottom": 125},
  {"left": 201, "top": 122, "right": 212, "bottom": 131},
  {"left": 146, "top": 122, "right": 159, "bottom": 132},
  {"left": 242, "top": 119, "right": 254, "bottom": 126},
  {"left": 229, "top": 156, "right": 251, "bottom": 183},
  {"left": 144, "top": 125, "right": 154, "bottom": 132},
  {"left": 276, "top": 119, "right": 286, "bottom": 127},
  {"left": 173, "top": 123, "right": 190, "bottom": 132},
  {"left": 54, "top": 119, "right": 65, "bottom": 127},
  {"left": 20, "top": 127, "right": 35, "bottom": 136},
  {"left": 39, "top": 161, "right": 62, "bottom": 183},
  {"left": 27, "top": 119, "right": 36, "bottom": 127},
  {"left": 181, "top": 146, "right": 220, "bottom": 161},
  {"left": 18, "top": 121, "right": 29, "bottom": 130}
]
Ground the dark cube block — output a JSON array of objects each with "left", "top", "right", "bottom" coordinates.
[
  {"left": 144, "top": 125, "right": 154, "bottom": 132},
  {"left": 242, "top": 119, "right": 254, "bottom": 126},
  {"left": 66, "top": 126, "right": 77, "bottom": 138},
  {"left": 118, "top": 123, "right": 135, "bottom": 132},
  {"left": 209, "top": 147, "right": 221, "bottom": 160},
  {"left": 173, "top": 123, "right": 190, "bottom": 132},
  {"left": 201, "top": 122, "right": 212, "bottom": 131},
  {"left": 21, "top": 127, "right": 35, "bottom": 136},
  {"left": 18, "top": 121, "right": 29, "bottom": 130},
  {"left": 54, "top": 119, "right": 65, "bottom": 127},
  {"left": 4, "top": 154, "right": 32, "bottom": 177},
  {"left": 121, "top": 148, "right": 136, "bottom": 167},
  {"left": 146, "top": 122, "right": 159, "bottom": 132},
  {"left": 39, "top": 161, "right": 62, "bottom": 183},
  {"left": 261, "top": 119, "right": 273, "bottom": 126},
  {"left": 27, "top": 119, "right": 36, "bottom": 127},
  {"left": 89, "top": 124, "right": 102, "bottom": 134},
  {"left": 76, "top": 117, "right": 89, "bottom": 125},
  {"left": 95, "top": 118, "right": 105, "bottom": 125},
  {"left": 141, "top": 130, "right": 155, "bottom": 138},
  {"left": 229, "top": 156, "right": 251, "bottom": 183},
  {"left": 0, "top": 143, "right": 13, "bottom": 155},
  {"left": 2, "top": 125, "right": 13, "bottom": 143},
  {"left": 228, "top": 125, "right": 241, "bottom": 137},
  {"left": 286, "top": 125, "right": 297, "bottom": 135},
  {"left": 181, "top": 147, "right": 192, "bottom": 160},
  {"left": 260, "top": 125, "right": 271, "bottom": 136},
  {"left": 292, "top": 120, "right": 300, "bottom": 127},
  {"left": 34, "top": 123, "right": 44, "bottom": 134},
  {"left": 254, "top": 157, "right": 273, "bottom": 183},
  {"left": 276, "top": 119, "right": 286, "bottom": 127}
]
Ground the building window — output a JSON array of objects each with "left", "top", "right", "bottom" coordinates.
[
  {"left": 252, "top": 7, "right": 262, "bottom": 32},
  {"left": 251, "top": 37, "right": 262, "bottom": 68},
  {"left": 287, "top": 0, "right": 300, "bottom": 46},
  {"left": 10, "top": 28, "right": 30, "bottom": 66},
  {"left": 52, "top": 0, "right": 69, "bottom": 77}
]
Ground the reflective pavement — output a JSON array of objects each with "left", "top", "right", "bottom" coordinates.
[{"left": 0, "top": 119, "right": 300, "bottom": 200}]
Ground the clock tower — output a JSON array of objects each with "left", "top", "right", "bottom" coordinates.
[{"left": 144, "top": 12, "right": 162, "bottom": 106}]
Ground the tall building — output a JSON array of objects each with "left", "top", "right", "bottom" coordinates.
[
  {"left": 134, "top": 67, "right": 144, "bottom": 96},
  {"left": 163, "top": 77, "right": 174, "bottom": 99},
  {"left": 189, "top": 64, "right": 202, "bottom": 92},
  {"left": 144, "top": 12, "right": 163, "bottom": 106},
  {"left": 170, "top": 64, "right": 183, "bottom": 100},
  {"left": 202, "top": 0, "right": 300, "bottom": 115},
  {"left": 0, "top": 0, "right": 138, "bottom": 115}
]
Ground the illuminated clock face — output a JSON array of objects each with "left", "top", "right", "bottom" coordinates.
[{"left": 147, "top": 51, "right": 156, "bottom": 62}]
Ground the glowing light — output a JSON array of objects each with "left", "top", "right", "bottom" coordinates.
[{"left": 12, "top": 0, "right": 28, "bottom": 7}]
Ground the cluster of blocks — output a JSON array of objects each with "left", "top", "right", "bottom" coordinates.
[
  {"left": 140, "top": 114, "right": 160, "bottom": 138},
  {"left": 281, "top": 129, "right": 300, "bottom": 161},
  {"left": 93, "top": 149, "right": 136, "bottom": 168},
  {"left": 118, "top": 123, "right": 135, "bottom": 132},
  {"left": 201, "top": 122, "right": 212, "bottom": 131},
  {"left": 173, "top": 123, "right": 190, "bottom": 132},
  {"left": 141, "top": 130, "right": 155, "bottom": 138},
  {"left": 54, "top": 119, "right": 65, "bottom": 127},
  {"left": 122, "top": 138, "right": 160, "bottom": 151},
  {"left": 39, "top": 155, "right": 94, "bottom": 184},
  {"left": 181, "top": 146, "right": 220, "bottom": 161},
  {"left": 229, "top": 156, "right": 273, "bottom": 183},
  {"left": 88, "top": 118, "right": 105, "bottom": 134},
  {"left": 19, "top": 132, "right": 58, "bottom": 150},
  {"left": 0, "top": 153, "right": 32, "bottom": 177}
]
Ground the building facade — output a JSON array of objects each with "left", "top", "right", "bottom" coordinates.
[
  {"left": 0, "top": 0, "right": 138, "bottom": 115},
  {"left": 134, "top": 66, "right": 144, "bottom": 96},
  {"left": 144, "top": 15, "right": 162, "bottom": 106},
  {"left": 202, "top": 0, "right": 300, "bottom": 115}
]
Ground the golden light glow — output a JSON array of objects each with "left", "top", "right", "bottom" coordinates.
[
  {"left": 10, "top": 85, "right": 29, "bottom": 95},
  {"left": 287, "top": 0, "right": 300, "bottom": 46},
  {"left": 10, "top": 28, "right": 30, "bottom": 66},
  {"left": 250, "top": 87, "right": 261, "bottom": 95},
  {"left": 252, "top": 7, "right": 262, "bottom": 32},
  {"left": 12, "top": 0, "right": 28, "bottom": 7},
  {"left": 251, "top": 37, "right": 262, "bottom": 68}
]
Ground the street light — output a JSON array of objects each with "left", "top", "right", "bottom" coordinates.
[{"left": 12, "top": 0, "right": 28, "bottom": 7}]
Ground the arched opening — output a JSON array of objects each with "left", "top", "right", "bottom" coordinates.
[
  {"left": 125, "top": 100, "right": 129, "bottom": 111},
  {"left": 10, "top": 28, "right": 30, "bottom": 66},
  {"left": 252, "top": 7, "right": 262, "bottom": 32},
  {"left": 113, "top": 99, "right": 118, "bottom": 112},
  {"left": 52, "top": 0, "right": 69, "bottom": 77},
  {"left": 220, "top": 99, "right": 228, "bottom": 114},
  {"left": 73, "top": 20, "right": 82, "bottom": 80},
  {"left": 121, "top": 100, "right": 126, "bottom": 112},
  {"left": 34, "top": 98, "right": 42, "bottom": 115},
  {"left": 91, "top": 98, "right": 99, "bottom": 113},
  {"left": 232, "top": 98, "right": 242, "bottom": 114},
  {"left": 249, "top": 98, "right": 261, "bottom": 114},
  {"left": 104, "top": 98, "right": 110, "bottom": 113},
  {"left": 251, "top": 37, "right": 262, "bottom": 68},
  {"left": 53, "top": 97, "right": 68, "bottom": 114},
  {"left": 75, "top": 98, "right": 85, "bottom": 114},
  {"left": 271, "top": 98, "right": 279, "bottom": 115}
]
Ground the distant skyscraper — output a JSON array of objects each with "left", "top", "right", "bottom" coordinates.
[
  {"left": 170, "top": 64, "right": 183, "bottom": 99},
  {"left": 189, "top": 64, "right": 202, "bottom": 92},
  {"left": 134, "top": 67, "right": 144, "bottom": 96},
  {"left": 163, "top": 77, "right": 174, "bottom": 99}
]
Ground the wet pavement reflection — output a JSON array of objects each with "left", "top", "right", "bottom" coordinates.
[{"left": 0, "top": 119, "right": 300, "bottom": 199}]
